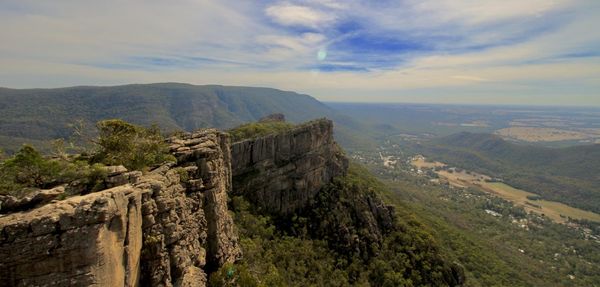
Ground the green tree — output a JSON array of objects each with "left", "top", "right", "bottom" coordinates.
[
  {"left": 0, "top": 145, "right": 101, "bottom": 196},
  {"left": 1, "top": 145, "right": 61, "bottom": 188},
  {"left": 228, "top": 121, "right": 294, "bottom": 142},
  {"left": 91, "top": 119, "right": 174, "bottom": 170}
]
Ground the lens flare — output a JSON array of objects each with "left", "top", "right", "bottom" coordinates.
[{"left": 317, "top": 48, "right": 327, "bottom": 61}]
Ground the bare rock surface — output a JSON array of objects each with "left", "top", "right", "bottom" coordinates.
[
  {"left": 231, "top": 119, "right": 348, "bottom": 214},
  {"left": 0, "top": 129, "right": 240, "bottom": 287},
  {"left": 0, "top": 185, "right": 66, "bottom": 214},
  {"left": 0, "top": 185, "right": 143, "bottom": 286}
]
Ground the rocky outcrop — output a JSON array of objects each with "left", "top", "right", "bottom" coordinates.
[
  {"left": 0, "top": 117, "right": 463, "bottom": 286},
  {"left": 0, "top": 185, "right": 143, "bottom": 286},
  {"left": 231, "top": 119, "right": 348, "bottom": 215},
  {"left": 0, "top": 129, "right": 240, "bottom": 287},
  {"left": 0, "top": 119, "right": 345, "bottom": 286},
  {"left": 0, "top": 166, "right": 143, "bottom": 215},
  {"left": 165, "top": 131, "right": 240, "bottom": 272},
  {"left": 0, "top": 186, "right": 67, "bottom": 213},
  {"left": 228, "top": 118, "right": 395, "bottom": 258}
]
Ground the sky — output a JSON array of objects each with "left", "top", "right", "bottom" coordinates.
[{"left": 0, "top": 0, "right": 599, "bottom": 106}]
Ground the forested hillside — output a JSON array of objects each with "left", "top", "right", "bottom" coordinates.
[{"left": 0, "top": 83, "right": 372, "bottom": 153}]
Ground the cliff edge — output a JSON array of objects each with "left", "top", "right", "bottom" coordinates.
[
  {"left": 231, "top": 119, "right": 348, "bottom": 214},
  {"left": 0, "top": 130, "right": 240, "bottom": 287}
]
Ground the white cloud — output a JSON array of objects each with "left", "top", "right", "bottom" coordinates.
[
  {"left": 451, "top": 75, "right": 491, "bottom": 82},
  {"left": 409, "top": 0, "right": 572, "bottom": 25},
  {"left": 257, "top": 33, "right": 325, "bottom": 50},
  {"left": 303, "top": 0, "right": 346, "bottom": 10},
  {"left": 265, "top": 3, "right": 335, "bottom": 29},
  {"left": 0, "top": 0, "right": 599, "bottom": 106}
]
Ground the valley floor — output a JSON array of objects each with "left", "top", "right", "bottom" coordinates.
[
  {"left": 349, "top": 148, "right": 600, "bottom": 286},
  {"left": 410, "top": 156, "right": 600, "bottom": 224}
]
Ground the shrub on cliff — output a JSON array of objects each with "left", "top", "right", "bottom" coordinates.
[
  {"left": 0, "top": 119, "right": 174, "bottom": 198},
  {"left": 0, "top": 145, "right": 108, "bottom": 197},
  {"left": 228, "top": 121, "right": 294, "bottom": 142},
  {"left": 0, "top": 145, "right": 61, "bottom": 191},
  {"left": 90, "top": 119, "right": 175, "bottom": 170}
]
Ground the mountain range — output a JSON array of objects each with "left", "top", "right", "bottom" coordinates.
[{"left": 0, "top": 83, "right": 372, "bottom": 153}]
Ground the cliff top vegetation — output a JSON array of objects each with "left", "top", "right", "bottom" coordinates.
[{"left": 0, "top": 119, "right": 173, "bottom": 200}]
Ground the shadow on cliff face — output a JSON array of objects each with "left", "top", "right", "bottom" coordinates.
[{"left": 230, "top": 118, "right": 348, "bottom": 215}]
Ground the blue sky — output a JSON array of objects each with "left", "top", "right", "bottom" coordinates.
[{"left": 0, "top": 0, "right": 599, "bottom": 105}]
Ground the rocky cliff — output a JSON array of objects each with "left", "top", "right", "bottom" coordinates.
[
  {"left": 0, "top": 119, "right": 348, "bottom": 286},
  {"left": 229, "top": 119, "right": 392, "bottom": 260},
  {"left": 228, "top": 119, "right": 465, "bottom": 286},
  {"left": 0, "top": 130, "right": 240, "bottom": 287},
  {"left": 0, "top": 118, "right": 464, "bottom": 286},
  {"left": 231, "top": 119, "right": 348, "bottom": 215}
]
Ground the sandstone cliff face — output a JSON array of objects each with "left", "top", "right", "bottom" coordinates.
[
  {"left": 0, "top": 129, "right": 240, "bottom": 287},
  {"left": 0, "top": 186, "right": 143, "bottom": 286},
  {"left": 229, "top": 119, "right": 395, "bottom": 258},
  {"left": 231, "top": 119, "right": 348, "bottom": 215}
]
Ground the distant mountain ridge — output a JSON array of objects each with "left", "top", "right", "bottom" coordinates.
[
  {"left": 0, "top": 83, "right": 372, "bottom": 153},
  {"left": 422, "top": 132, "right": 600, "bottom": 213}
]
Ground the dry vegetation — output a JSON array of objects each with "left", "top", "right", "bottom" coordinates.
[
  {"left": 410, "top": 158, "right": 600, "bottom": 223},
  {"left": 411, "top": 157, "right": 446, "bottom": 169},
  {"left": 483, "top": 183, "right": 600, "bottom": 223}
]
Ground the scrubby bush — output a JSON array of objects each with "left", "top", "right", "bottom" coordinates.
[
  {"left": 1, "top": 119, "right": 174, "bottom": 198},
  {"left": 91, "top": 119, "right": 175, "bottom": 170},
  {"left": 0, "top": 145, "right": 108, "bottom": 197},
  {"left": 228, "top": 121, "right": 294, "bottom": 142},
  {"left": 215, "top": 196, "right": 355, "bottom": 287},
  {"left": 209, "top": 263, "right": 260, "bottom": 287},
  {"left": 0, "top": 145, "right": 62, "bottom": 193}
]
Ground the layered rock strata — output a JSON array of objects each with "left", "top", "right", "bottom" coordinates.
[
  {"left": 0, "top": 129, "right": 240, "bottom": 287},
  {"left": 231, "top": 119, "right": 348, "bottom": 215}
]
